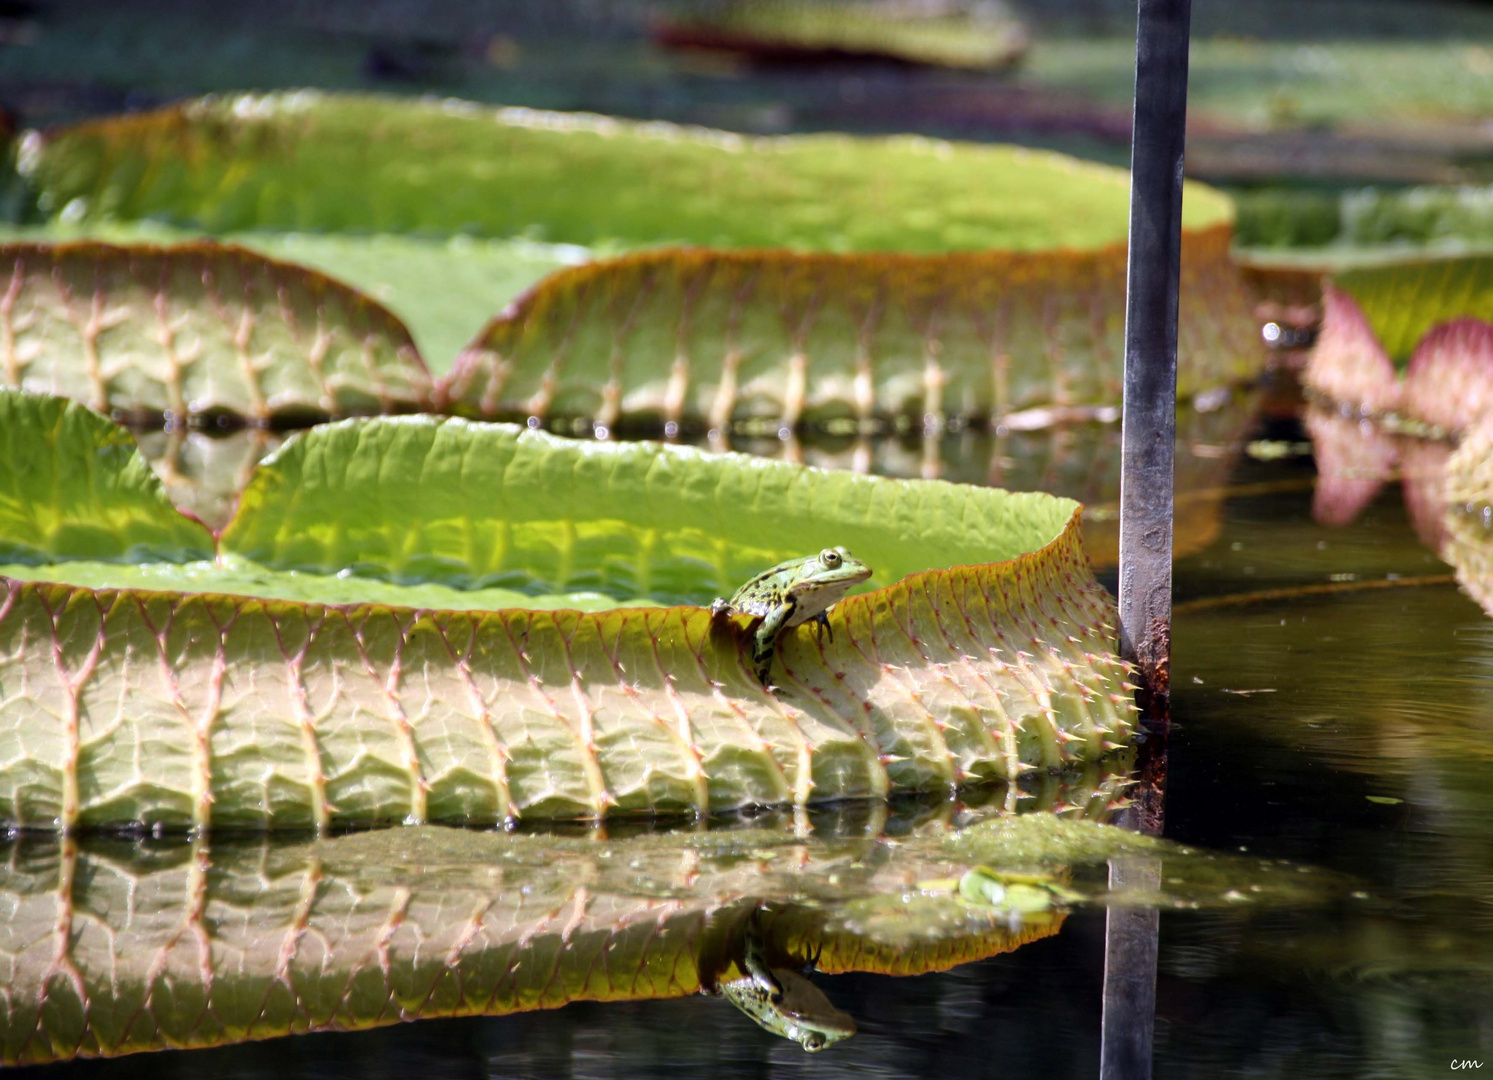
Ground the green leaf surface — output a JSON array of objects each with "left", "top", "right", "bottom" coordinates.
[
  {"left": 0, "top": 391, "right": 213, "bottom": 563},
  {"left": 0, "top": 239, "right": 432, "bottom": 421},
  {"left": 0, "top": 395, "right": 1133, "bottom": 826},
  {"left": 1334, "top": 254, "right": 1493, "bottom": 362},
  {"left": 23, "top": 92, "right": 1233, "bottom": 253},
  {"left": 0, "top": 223, "right": 593, "bottom": 375},
  {"left": 220, "top": 415, "right": 1073, "bottom": 603},
  {"left": 438, "top": 226, "right": 1261, "bottom": 428},
  {"left": 0, "top": 558, "right": 654, "bottom": 613}
]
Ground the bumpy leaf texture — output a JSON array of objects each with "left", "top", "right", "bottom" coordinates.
[
  {"left": 0, "top": 394, "right": 1135, "bottom": 828},
  {"left": 437, "top": 227, "right": 1260, "bottom": 430},
  {"left": 0, "top": 813, "right": 1105, "bottom": 1065},
  {"left": 0, "top": 240, "right": 431, "bottom": 422}
]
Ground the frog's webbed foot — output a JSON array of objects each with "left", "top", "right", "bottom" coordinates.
[
  {"left": 813, "top": 611, "right": 833, "bottom": 644},
  {"left": 710, "top": 597, "right": 735, "bottom": 618}
]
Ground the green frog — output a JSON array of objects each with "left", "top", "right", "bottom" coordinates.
[
  {"left": 711, "top": 547, "right": 873, "bottom": 685},
  {"left": 716, "top": 930, "right": 857, "bottom": 1052}
]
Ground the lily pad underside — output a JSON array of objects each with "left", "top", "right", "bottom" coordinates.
[
  {"left": 653, "top": 0, "right": 1030, "bottom": 70},
  {"left": 0, "top": 809, "right": 1350, "bottom": 1066},
  {"left": 438, "top": 225, "right": 1262, "bottom": 432},
  {"left": 0, "top": 240, "right": 432, "bottom": 422},
  {"left": 1305, "top": 274, "right": 1493, "bottom": 435},
  {"left": 1333, "top": 254, "right": 1493, "bottom": 363},
  {"left": 0, "top": 392, "right": 1134, "bottom": 829}
]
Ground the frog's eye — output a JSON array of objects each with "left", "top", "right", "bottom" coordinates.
[
  {"left": 820, "top": 549, "right": 841, "bottom": 567},
  {"left": 803, "top": 1034, "right": 826, "bottom": 1052}
]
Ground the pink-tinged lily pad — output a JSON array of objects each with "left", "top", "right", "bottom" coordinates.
[
  {"left": 1306, "top": 407, "right": 1396, "bottom": 528},
  {"left": 1402, "top": 318, "right": 1493, "bottom": 434},
  {"left": 1303, "top": 285, "right": 1402, "bottom": 418}
]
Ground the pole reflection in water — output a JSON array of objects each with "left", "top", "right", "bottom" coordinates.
[{"left": 1099, "top": 751, "right": 1167, "bottom": 1080}]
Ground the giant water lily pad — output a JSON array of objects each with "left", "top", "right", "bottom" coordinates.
[
  {"left": 1305, "top": 258, "right": 1493, "bottom": 433},
  {"left": 437, "top": 226, "right": 1260, "bottom": 430},
  {"left": 0, "top": 805, "right": 1349, "bottom": 1065},
  {"left": 0, "top": 240, "right": 431, "bottom": 421},
  {"left": 1, "top": 222, "right": 594, "bottom": 374},
  {"left": 20, "top": 92, "right": 1234, "bottom": 253},
  {"left": 1334, "top": 254, "right": 1493, "bottom": 363},
  {"left": 654, "top": 0, "right": 1029, "bottom": 70},
  {"left": 0, "top": 391, "right": 1134, "bottom": 828},
  {"left": 0, "top": 237, "right": 1257, "bottom": 557}
]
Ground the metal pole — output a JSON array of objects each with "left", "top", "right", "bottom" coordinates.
[
  {"left": 1103, "top": 2, "right": 1190, "bottom": 1077},
  {"left": 1117, "top": 0, "right": 1191, "bottom": 728}
]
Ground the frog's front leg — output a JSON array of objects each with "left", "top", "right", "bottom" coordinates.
[
  {"left": 710, "top": 597, "right": 736, "bottom": 618},
  {"left": 750, "top": 601, "right": 796, "bottom": 685},
  {"left": 741, "top": 931, "right": 786, "bottom": 1002},
  {"left": 813, "top": 611, "right": 833, "bottom": 644}
]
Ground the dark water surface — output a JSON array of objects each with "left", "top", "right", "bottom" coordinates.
[{"left": 13, "top": 416, "right": 1493, "bottom": 1080}]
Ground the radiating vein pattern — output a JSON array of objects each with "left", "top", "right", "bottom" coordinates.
[
  {"left": 0, "top": 823, "right": 1076, "bottom": 1065},
  {"left": 0, "top": 241, "right": 432, "bottom": 422},
  {"left": 0, "top": 512, "right": 1128, "bottom": 829},
  {"left": 437, "top": 226, "right": 1258, "bottom": 430}
]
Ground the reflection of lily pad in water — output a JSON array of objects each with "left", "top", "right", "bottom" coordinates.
[
  {"left": 1440, "top": 495, "right": 1493, "bottom": 620},
  {"left": 131, "top": 427, "right": 285, "bottom": 531},
  {"left": 0, "top": 806, "right": 1344, "bottom": 1065}
]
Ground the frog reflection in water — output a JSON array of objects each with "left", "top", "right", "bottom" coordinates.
[
  {"left": 711, "top": 547, "right": 873, "bottom": 685},
  {"left": 716, "top": 929, "right": 857, "bottom": 1051}
]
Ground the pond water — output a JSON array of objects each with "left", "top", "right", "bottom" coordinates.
[
  {"left": 8, "top": 402, "right": 1492, "bottom": 1079},
  {"left": 8, "top": 3, "right": 1493, "bottom": 1073}
]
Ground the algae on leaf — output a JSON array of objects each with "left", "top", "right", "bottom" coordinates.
[
  {"left": 22, "top": 92, "right": 1234, "bottom": 253},
  {"left": 0, "top": 239, "right": 432, "bottom": 422}
]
